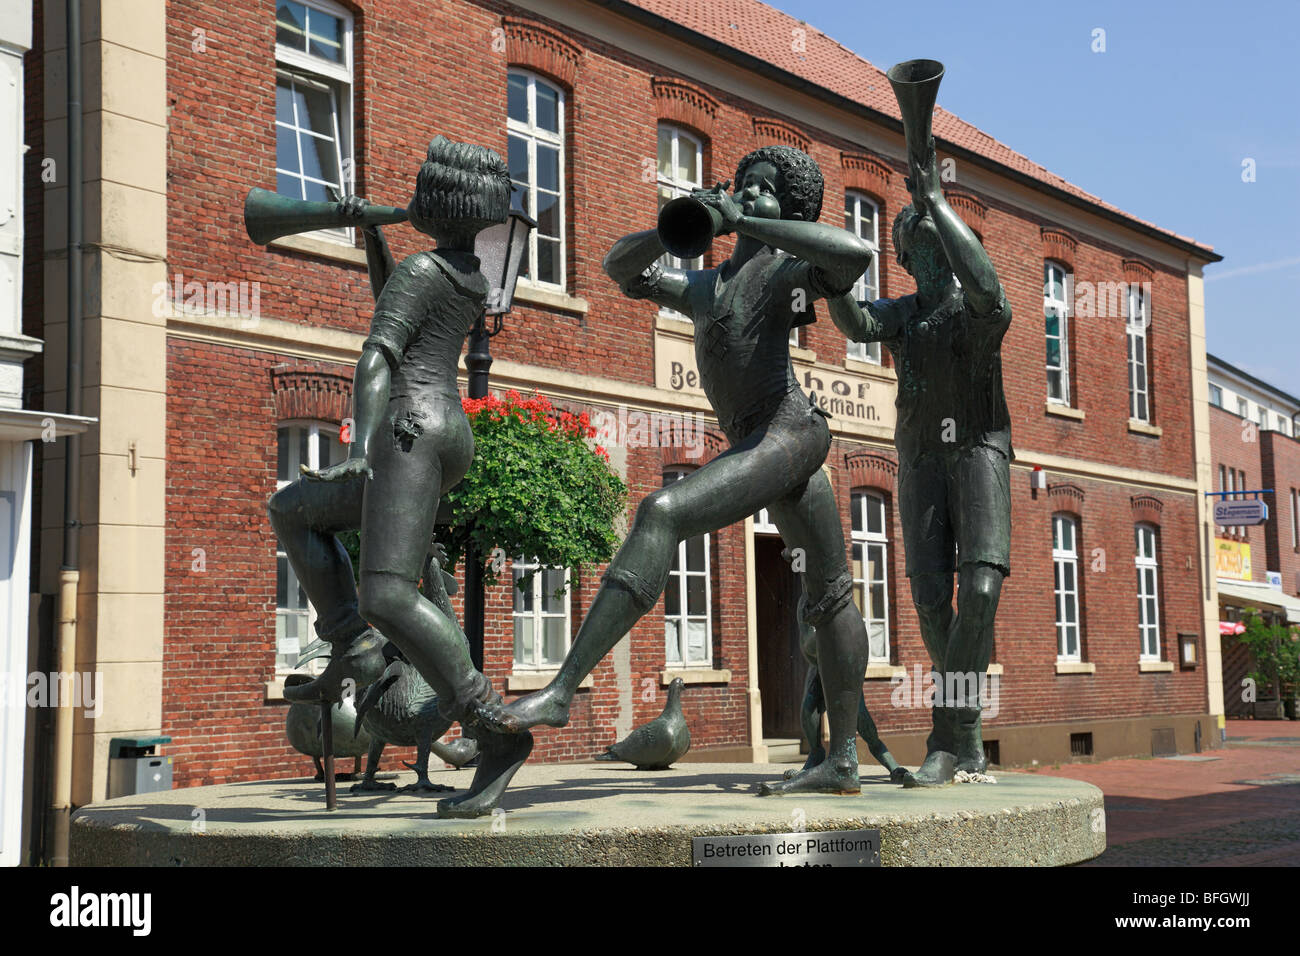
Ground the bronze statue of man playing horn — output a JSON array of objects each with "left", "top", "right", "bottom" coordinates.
[
  {"left": 829, "top": 60, "right": 1013, "bottom": 787},
  {"left": 477, "top": 143, "right": 897, "bottom": 797}
]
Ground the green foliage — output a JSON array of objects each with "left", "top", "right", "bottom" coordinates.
[
  {"left": 438, "top": 391, "right": 626, "bottom": 589},
  {"left": 330, "top": 392, "right": 625, "bottom": 594},
  {"left": 1236, "top": 607, "right": 1300, "bottom": 698}
]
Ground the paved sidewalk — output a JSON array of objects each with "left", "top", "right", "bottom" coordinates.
[{"left": 1034, "top": 720, "right": 1300, "bottom": 866}]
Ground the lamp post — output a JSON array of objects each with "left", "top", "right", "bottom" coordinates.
[{"left": 463, "top": 208, "right": 534, "bottom": 670}]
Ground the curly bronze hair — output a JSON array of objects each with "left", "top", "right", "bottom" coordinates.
[
  {"left": 407, "top": 135, "right": 512, "bottom": 235},
  {"left": 734, "top": 144, "right": 823, "bottom": 222}
]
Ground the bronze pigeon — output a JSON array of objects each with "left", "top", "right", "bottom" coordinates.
[{"left": 595, "top": 677, "right": 690, "bottom": 770}]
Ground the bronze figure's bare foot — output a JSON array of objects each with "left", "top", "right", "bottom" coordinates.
[
  {"left": 436, "top": 730, "right": 534, "bottom": 818},
  {"left": 474, "top": 686, "right": 570, "bottom": 734},
  {"left": 758, "top": 760, "right": 859, "bottom": 796}
]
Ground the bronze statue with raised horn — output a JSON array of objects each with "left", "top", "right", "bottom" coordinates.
[
  {"left": 828, "top": 60, "right": 1015, "bottom": 788},
  {"left": 242, "top": 186, "right": 408, "bottom": 246}
]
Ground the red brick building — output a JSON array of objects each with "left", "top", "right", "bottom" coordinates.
[
  {"left": 20, "top": 0, "right": 1225, "bottom": 819},
  {"left": 1206, "top": 354, "right": 1300, "bottom": 715}
]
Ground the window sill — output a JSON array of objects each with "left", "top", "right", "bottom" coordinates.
[
  {"left": 1139, "top": 660, "right": 1174, "bottom": 673},
  {"left": 269, "top": 233, "right": 368, "bottom": 266},
  {"left": 1128, "top": 419, "right": 1163, "bottom": 437},
  {"left": 656, "top": 313, "right": 695, "bottom": 336},
  {"left": 845, "top": 356, "right": 895, "bottom": 380},
  {"left": 1045, "top": 402, "right": 1085, "bottom": 421},
  {"left": 514, "top": 282, "right": 589, "bottom": 315},
  {"left": 660, "top": 667, "right": 731, "bottom": 685},
  {"left": 265, "top": 679, "right": 290, "bottom": 703},
  {"left": 789, "top": 345, "right": 817, "bottom": 363},
  {"left": 506, "top": 671, "right": 594, "bottom": 692},
  {"left": 865, "top": 664, "right": 904, "bottom": 680},
  {"left": 1055, "top": 660, "right": 1095, "bottom": 675}
]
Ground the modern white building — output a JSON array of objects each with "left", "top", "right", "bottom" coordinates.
[{"left": 1207, "top": 354, "right": 1300, "bottom": 438}]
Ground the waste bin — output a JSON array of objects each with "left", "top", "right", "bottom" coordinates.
[{"left": 107, "top": 736, "right": 173, "bottom": 799}]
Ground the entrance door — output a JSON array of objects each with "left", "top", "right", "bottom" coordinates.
[{"left": 755, "top": 536, "right": 806, "bottom": 739}]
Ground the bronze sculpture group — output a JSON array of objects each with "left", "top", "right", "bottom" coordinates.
[{"left": 255, "top": 60, "right": 1011, "bottom": 816}]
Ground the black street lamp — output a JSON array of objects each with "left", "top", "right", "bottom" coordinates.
[{"left": 463, "top": 208, "right": 534, "bottom": 670}]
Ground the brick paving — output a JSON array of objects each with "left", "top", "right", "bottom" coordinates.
[{"left": 1031, "top": 720, "right": 1300, "bottom": 865}]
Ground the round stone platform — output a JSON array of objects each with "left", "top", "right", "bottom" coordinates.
[{"left": 71, "top": 763, "right": 1105, "bottom": 866}]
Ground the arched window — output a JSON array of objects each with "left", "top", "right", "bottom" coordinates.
[
  {"left": 1127, "top": 283, "right": 1151, "bottom": 421},
  {"left": 1044, "top": 261, "right": 1071, "bottom": 404},
  {"left": 1135, "top": 523, "right": 1161, "bottom": 659},
  {"left": 656, "top": 124, "right": 705, "bottom": 321},
  {"left": 507, "top": 69, "right": 566, "bottom": 288},
  {"left": 275, "top": 420, "right": 347, "bottom": 671},
  {"left": 844, "top": 192, "right": 881, "bottom": 364},
  {"left": 851, "top": 490, "right": 890, "bottom": 662},
  {"left": 274, "top": 0, "right": 354, "bottom": 243},
  {"left": 1052, "top": 514, "right": 1081, "bottom": 661},
  {"left": 663, "top": 469, "right": 711, "bottom": 665}
]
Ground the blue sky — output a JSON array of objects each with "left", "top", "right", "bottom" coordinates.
[{"left": 767, "top": 0, "right": 1300, "bottom": 390}]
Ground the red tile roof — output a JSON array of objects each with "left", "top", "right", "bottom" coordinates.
[{"left": 612, "top": 0, "right": 1216, "bottom": 257}]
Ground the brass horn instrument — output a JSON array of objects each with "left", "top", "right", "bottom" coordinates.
[
  {"left": 657, "top": 195, "right": 723, "bottom": 260},
  {"left": 242, "top": 187, "right": 408, "bottom": 245},
  {"left": 886, "top": 58, "right": 945, "bottom": 169}
]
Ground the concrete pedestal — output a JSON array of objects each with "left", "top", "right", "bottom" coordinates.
[{"left": 71, "top": 763, "right": 1105, "bottom": 866}]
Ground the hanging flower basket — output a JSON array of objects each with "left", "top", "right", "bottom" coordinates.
[{"left": 437, "top": 390, "right": 627, "bottom": 588}]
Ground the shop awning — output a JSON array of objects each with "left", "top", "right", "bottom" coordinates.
[{"left": 1217, "top": 579, "right": 1300, "bottom": 625}]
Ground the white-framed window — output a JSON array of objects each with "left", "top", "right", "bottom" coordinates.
[
  {"left": 657, "top": 124, "right": 704, "bottom": 321},
  {"left": 1208, "top": 383, "right": 1222, "bottom": 408},
  {"left": 1052, "top": 514, "right": 1081, "bottom": 661},
  {"left": 1292, "top": 488, "right": 1298, "bottom": 549},
  {"left": 1135, "top": 523, "right": 1161, "bottom": 660},
  {"left": 1237, "top": 396, "right": 1249, "bottom": 419},
  {"left": 844, "top": 192, "right": 881, "bottom": 364},
  {"left": 276, "top": 421, "right": 347, "bottom": 671},
  {"left": 851, "top": 491, "right": 890, "bottom": 663},
  {"left": 663, "top": 470, "right": 711, "bottom": 665},
  {"left": 511, "top": 556, "right": 571, "bottom": 669},
  {"left": 1127, "top": 283, "right": 1150, "bottom": 421},
  {"left": 1044, "top": 261, "right": 1071, "bottom": 404},
  {"left": 507, "top": 70, "right": 565, "bottom": 289},
  {"left": 275, "top": 0, "right": 353, "bottom": 242},
  {"left": 753, "top": 507, "right": 779, "bottom": 535}
]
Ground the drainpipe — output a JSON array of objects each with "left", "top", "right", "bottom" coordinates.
[{"left": 48, "top": 0, "right": 83, "bottom": 866}]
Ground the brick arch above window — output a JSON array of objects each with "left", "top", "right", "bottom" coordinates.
[
  {"left": 271, "top": 365, "right": 352, "bottom": 424},
  {"left": 651, "top": 77, "right": 719, "bottom": 138},
  {"left": 1048, "top": 482, "right": 1085, "bottom": 517},
  {"left": 1131, "top": 494, "right": 1164, "bottom": 525},
  {"left": 944, "top": 189, "right": 987, "bottom": 234},
  {"left": 1122, "top": 258, "right": 1156, "bottom": 284},
  {"left": 840, "top": 151, "right": 892, "bottom": 199},
  {"left": 844, "top": 450, "right": 898, "bottom": 494},
  {"left": 753, "top": 117, "right": 810, "bottom": 153},
  {"left": 502, "top": 16, "right": 582, "bottom": 88},
  {"left": 660, "top": 427, "right": 728, "bottom": 469},
  {"left": 1041, "top": 227, "right": 1078, "bottom": 269}
]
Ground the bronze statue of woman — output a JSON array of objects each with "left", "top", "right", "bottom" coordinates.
[{"left": 267, "top": 136, "right": 532, "bottom": 817}]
